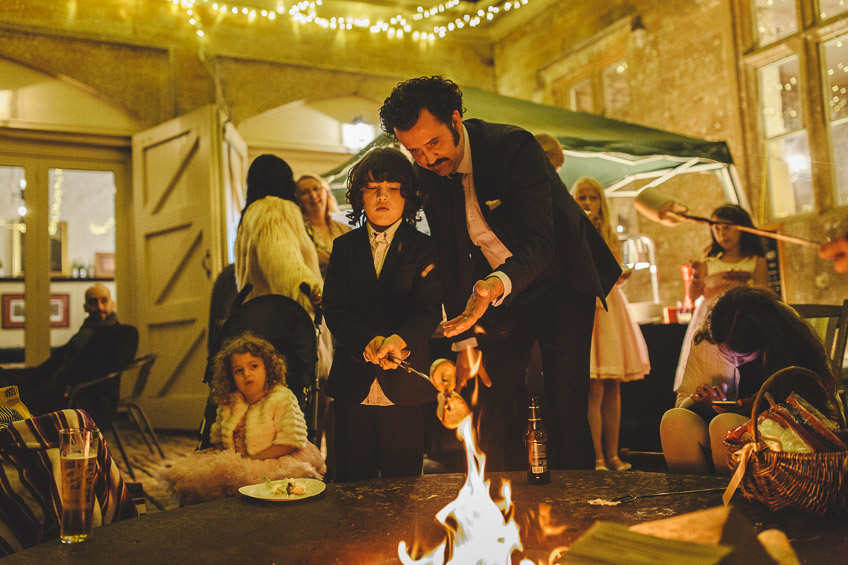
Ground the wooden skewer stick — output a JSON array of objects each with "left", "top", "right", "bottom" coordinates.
[{"left": 680, "top": 213, "right": 821, "bottom": 248}]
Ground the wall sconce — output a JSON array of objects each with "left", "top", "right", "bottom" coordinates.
[
  {"left": 342, "top": 117, "right": 375, "bottom": 151},
  {"left": 630, "top": 15, "right": 647, "bottom": 49}
]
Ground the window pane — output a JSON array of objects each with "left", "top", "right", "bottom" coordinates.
[
  {"left": 0, "top": 166, "right": 26, "bottom": 278},
  {"left": 602, "top": 61, "right": 630, "bottom": 113},
  {"left": 48, "top": 169, "right": 116, "bottom": 279},
  {"left": 831, "top": 121, "right": 848, "bottom": 205},
  {"left": 767, "top": 132, "right": 814, "bottom": 218},
  {"left": 759, "top": 56, "right": 803, "bottom": 138},
  {"left": 820, "top": 0, "right": 848, "bottom": 20},
  {"left": 570, "top": 79, "right": 593, "bottom": 113},
  {"left": 0, "top": 166, "right": 26, "bottom": 351},
  {"left": 753, "top": 0, "right": 798, "bottom": 47},
  {"left": 824, "top": 35, "right": 848, "bottom": 121}
]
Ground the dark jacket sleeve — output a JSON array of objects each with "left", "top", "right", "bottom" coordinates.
[{"left": 322, "top": 234, "right": 381, "bottom": 359}]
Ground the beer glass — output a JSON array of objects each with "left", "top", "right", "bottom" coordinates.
[{"left": 58, "top": 427, "right": 100, "bottom": 543}]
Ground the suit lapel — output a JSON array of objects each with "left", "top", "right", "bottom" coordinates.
[
  {"left": 463, "top": 119, "right": 508, "bottom": 244},
  {"left": 352, "top": 226, "right": 377, "bottom": 283},
  {"left": 377, "top": 222, "right": 409, "bottom": 285}
]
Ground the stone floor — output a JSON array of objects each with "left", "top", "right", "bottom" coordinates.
[{"left": 105, "top": 419, "right": 197, "bottom": 514}]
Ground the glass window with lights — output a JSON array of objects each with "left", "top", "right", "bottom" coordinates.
[
  {"left": 47, "top": 169, "right": 116, "bottom": 280},
  {"left": 569, "top": 79, "right": 593, "bottom": 114},
  {"left": 752, "top": 0, "right": 798, "bottom": 47},
  {"left": 819, "top": 0, "right": 848, "bottom": 20},
  {"left": 758, "top": 56, "right": 814, "bottom": 218},
  {"left": 602, "top": 61, "right": 630, "bottom": 115},
  {"left": 824, "top": 35, "right": 848, "bottom": 205}
]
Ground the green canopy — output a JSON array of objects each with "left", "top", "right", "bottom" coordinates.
[{"left": 324, "top": 86, "right": 743, "bottom": 205}]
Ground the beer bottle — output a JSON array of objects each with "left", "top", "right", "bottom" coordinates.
[{"left": 524, "top": 396, "right": 550, "bottom": 484}]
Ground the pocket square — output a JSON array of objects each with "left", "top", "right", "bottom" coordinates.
[{"left": 485, "top": 199, "right": 502, "bottom": 211}]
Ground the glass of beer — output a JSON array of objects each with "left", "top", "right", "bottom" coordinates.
[{"left": 58, "top": 427, "right": 100, "bottom": 543}]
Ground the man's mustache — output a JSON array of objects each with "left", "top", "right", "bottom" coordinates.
[{"left": 427, "top": 158, "right": 449, "bottom": 168}]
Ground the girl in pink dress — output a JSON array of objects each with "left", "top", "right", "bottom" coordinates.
[
  {"left": 160, "top": 333, "right": 325, "bottom": 505},
  {"left": 573, "top": 178, "right": 650, "bottom": 471}
]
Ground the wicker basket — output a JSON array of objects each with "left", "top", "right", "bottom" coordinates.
[{"left": 723, "top": 366, "right": 848, "bottom": 518}]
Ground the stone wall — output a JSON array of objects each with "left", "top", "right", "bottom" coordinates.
[
  {"left": 493, "top": 0, "right": 848, "bottom": 306},
  {"left": 0, "top": 1, "right": 496, "bottom": 128}
]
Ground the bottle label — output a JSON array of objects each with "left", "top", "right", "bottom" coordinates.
[{"left": 528, "top": 441, "right": 548, "bottom": 473}]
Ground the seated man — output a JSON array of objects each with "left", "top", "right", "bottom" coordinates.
[{"left": 0, "top": 285, "right": 138, "bottom": 427}]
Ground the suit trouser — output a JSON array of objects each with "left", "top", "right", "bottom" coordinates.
[
  {"left": 474, "top": 284, "right": 596, "bottom": 472},
  {"left": 333, "top": 401, "right": 430, "bottom": 482}
]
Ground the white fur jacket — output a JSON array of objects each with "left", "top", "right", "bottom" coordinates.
[
  {"left": 234, "top": 196, "right": 323, "bottom": 314},
  {"left": 210, "top": 385, "right": 309, "bottom": 457},
  {"left": 233, "top": 196, "right": 334, "bottom": 382}
]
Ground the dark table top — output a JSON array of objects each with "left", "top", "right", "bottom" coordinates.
[{"left": 5, "top": 471, "right": 845, "bottom": 564}]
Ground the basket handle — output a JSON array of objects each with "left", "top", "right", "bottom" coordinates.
[{"left": 748, "top": 365, "right": 846, "bottom": 444}]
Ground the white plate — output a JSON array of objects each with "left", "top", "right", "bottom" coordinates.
[{"left": 238, "top": 478, "right": 325, "bottom": 502}]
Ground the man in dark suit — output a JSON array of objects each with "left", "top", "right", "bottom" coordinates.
[
  {"left": 0, "top": 284, "right": 138, "bottom": 428},
  {"left": 379, "top": 76, "right": 621, "bottom": 471},
  {"left": 323, "top": 147, "right": 442, "bottom": 482}
]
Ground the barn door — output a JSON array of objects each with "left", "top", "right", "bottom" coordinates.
[{"left": 131, "top": 105, "right": 246, "bottom": 429}]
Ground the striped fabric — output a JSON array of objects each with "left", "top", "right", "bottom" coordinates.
[{"left": 0, "top": 409, "right": 137, "bottom": 555}]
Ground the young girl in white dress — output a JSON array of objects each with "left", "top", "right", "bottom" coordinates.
[
  {"left": 573, "top": 178, "right": 651, "bottom": 471},
  {"left": 160, "top": 333, "right": 325, "bottom": 505}
]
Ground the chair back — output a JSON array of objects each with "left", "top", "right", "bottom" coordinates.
[
  {"left": 790, "top": 300, "right": 848, "bottom": 372},
  {"left": 123, "top": 354, "right": 157, "bottom": 403}
]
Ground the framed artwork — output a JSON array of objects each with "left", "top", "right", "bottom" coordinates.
[
  {"left": 11, "top": 221, "right": 69, "bottom": 277},
  {"left": 1, "top": 293, "right": 70, "bottom": 329},
  {"left": 94, "top": 252, "right": 115, "bottom": 278}
]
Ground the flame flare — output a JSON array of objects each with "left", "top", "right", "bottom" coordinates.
[{"left": 399, "top": 416, "right": 522, "bottom": 565}]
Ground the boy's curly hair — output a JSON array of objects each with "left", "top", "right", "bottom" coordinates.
[
  {"left": 211, "top": 332, "right": 287, "bottom": 406},
  {"left": 345, "top": 146, "right": 423, "bottom": 226}
]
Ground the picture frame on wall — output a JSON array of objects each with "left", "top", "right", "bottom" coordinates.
[
  {"left": 11, "top": 221, "right": 69, "bottom": 277},
  {"left": 1, "top": 293, "right": 70, "bottom": 329},
  {"left": 94, "top": 252, "right": 115, "bottom": 278}
]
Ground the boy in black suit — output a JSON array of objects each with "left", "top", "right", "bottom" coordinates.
[{"left": 323, "top": 147, "right": 442, "bottom": 482}]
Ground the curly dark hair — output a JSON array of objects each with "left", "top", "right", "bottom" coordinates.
[
  {"left": 345, "top": 146, "right": 423, "bottom": 226},
  {"left": 379, "top": 76, "right": 465, "bottom": 143},
  {"left": 706, "top": 205, "right": 765, "bottom": 258},
  {"left": 694, "top": 286, "right": 836, "bottom": 413},
  {"left": 211, "top": 332, "right": 287, "bottom": 406}
]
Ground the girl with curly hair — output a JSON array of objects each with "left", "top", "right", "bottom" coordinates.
[{"left": 160, "top": 333, "right": 325, "bottom": 505}]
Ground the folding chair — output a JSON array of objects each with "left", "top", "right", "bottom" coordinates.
[
  {"left": 790, "top": 299, "right": 848, "bottom": 415},
  {"left": 67, "top": 354, "right": 162, "bottom": 480}
]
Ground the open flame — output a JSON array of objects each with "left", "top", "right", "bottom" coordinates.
[{"left": 398, "top": 416, "right": 522, "bottom": 565}]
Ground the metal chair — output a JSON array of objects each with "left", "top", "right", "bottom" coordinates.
[
  {"left": 67, "top": 354, "right": 163, "bottom": 480},
  {"left": 790, "top": 299, "right": 848, "bottom": 415}
]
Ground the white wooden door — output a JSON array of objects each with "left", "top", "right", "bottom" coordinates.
[{"left": 131, "top": 105, "right": 246, "bottom": 429}]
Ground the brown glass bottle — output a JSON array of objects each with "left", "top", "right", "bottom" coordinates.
[{"left": 524, "top": 396, "right": 550, "bottom": 484}]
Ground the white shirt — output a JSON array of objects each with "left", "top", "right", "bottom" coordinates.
[
  {"left": 361, "top": 218, "right": 403, "bottom": 406},
  {"left": 367, "top": 218, "right": 402, "bottom": 277},
  {"left": 455, "top": 125, "right": 513, "bottom": 306}
]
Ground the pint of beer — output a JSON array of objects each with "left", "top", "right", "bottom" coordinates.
[{"left": 59, "top": 428, "right": 100, "bottom": 543}]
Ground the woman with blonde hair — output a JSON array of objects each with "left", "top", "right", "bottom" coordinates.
[
  {"left": 296, "top": 174, "right": 351, "bottom": 278},
  {"left": 572, "top": 177, "right": 650, "bottom": 471}
]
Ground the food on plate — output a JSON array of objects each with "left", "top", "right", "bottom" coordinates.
[{"left": 263, "top": 476, "right": 307, "bottom": 496}]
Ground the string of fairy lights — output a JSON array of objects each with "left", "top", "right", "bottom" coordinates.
[{"left": 168, "top": 0, "right": 534, "bottom": 42}]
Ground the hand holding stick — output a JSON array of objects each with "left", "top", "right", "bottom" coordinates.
[{"left": 680, "top": 213, "right": 821, "bottom": 248}]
